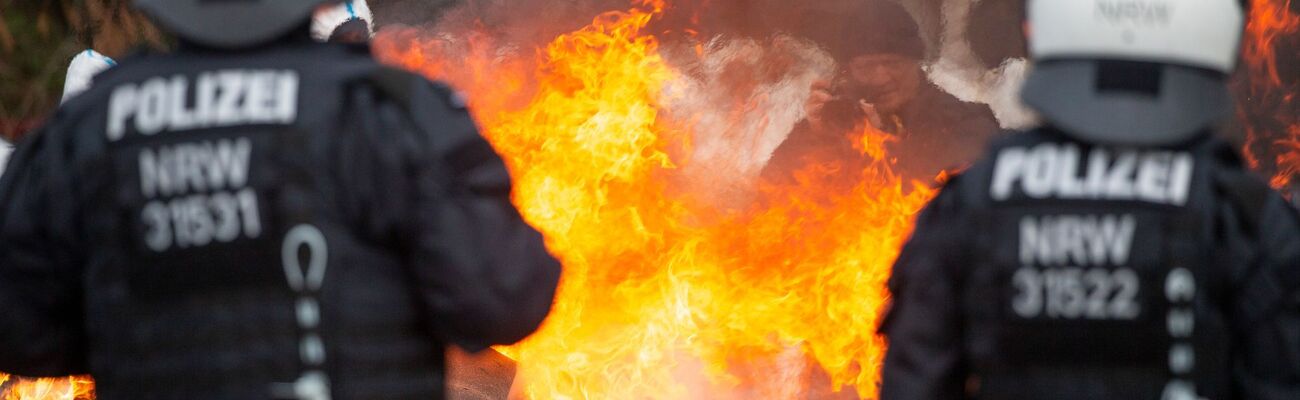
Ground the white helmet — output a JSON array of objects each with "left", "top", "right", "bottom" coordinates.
[{"left": 1021, "top": 0, "right": 1247, "bottom": 145}]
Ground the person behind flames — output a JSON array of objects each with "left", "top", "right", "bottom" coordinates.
[
  {"left": 879, "top": 0, "right": 1300, "bottom": 399},
  {"left": 0, "top": 0, "right": 561, "bottom": 399},
  {"left": 762, "top": 0, "right": 1001, "bottom": 186}
]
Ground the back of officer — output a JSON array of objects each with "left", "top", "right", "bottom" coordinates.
[
  {"left": 0, "top": 1, "right": 562, "bottom": 399},
  {"left": 880, "top": 0, "right": 1300, "bottom": 399}
]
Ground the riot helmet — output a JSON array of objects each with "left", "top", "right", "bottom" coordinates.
[
  {"left": 1021, "top": 0, "right": 1247, "bottom": 145},
  {"left": 134, "top": 0, "right": 343, "bottom": 49}
]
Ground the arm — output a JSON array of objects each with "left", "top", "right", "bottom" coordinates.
[
  {"left": 0, "top": 125, "right": 89, "bottom": 376},
  {"left": 375, "top": 78, "right": 560, "bottom": 352},
  {"left": 878, "top": 185, "right": 968, "bottom": 400},
  {"left": 1235, "top": 196, "right": 1300, "bottom": 399}
]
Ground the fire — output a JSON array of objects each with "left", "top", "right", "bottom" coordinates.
[
  {"left": 0, "top": 0, "right": 1284, "bottom": 397},
  {"left": 1243, "top": 0, "right": 1299, "bottom": 88},
  {"left": 6, "top": 0, "right": 939, "bottom": 398},
  {"left": 378, "top": 0, "right": 932, "bottom": 398},
  {"left": 0, "top": 375, "right": 93, "bottom": 400},
  {"left": 3, "top": 0, "right": 1293, "bottom": 399},
  {"left": 1239, "top": 0, "right": 1300, "bottom": 188}
]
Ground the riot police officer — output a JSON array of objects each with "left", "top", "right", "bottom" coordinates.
[
  {"left": 880, "top": 0, "right": 1300, "bottom": 399},
  {"left": 0, "top": 1, "right": 561, "bottom": 399}
]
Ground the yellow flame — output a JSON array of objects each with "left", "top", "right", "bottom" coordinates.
[
  {"left": 7, "top": 0, "right": 953, "bottom": 398},
  {"left": 379, "top": 1, "right": 934, "bottom": 398},
  {"left": 1, "top": 376, "right": 93, "bottom": 400}
]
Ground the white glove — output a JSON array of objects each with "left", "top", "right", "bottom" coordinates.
[
  {"left": 311, "top": 0, "right": 373, "bottom": 42},
  {"left": 61, "top": 49, "right": 116, "bottom": 104}
]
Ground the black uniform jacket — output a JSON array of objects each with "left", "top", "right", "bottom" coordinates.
[
  {"left": 881, "top": 128, "right": 1300, "bottom": 400},
  {"left": 0, "top": 39, "right": 560, "bottom": 399}
]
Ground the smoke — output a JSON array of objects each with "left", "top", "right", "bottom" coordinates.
[
  {"left": 373, "top": 0, "right": 885, "bottom": 206},
  {"left": 370, "top": 1, "right": 1033, "bottom": 397},
  {"left": 659, "top": 35, "right": 835, "bottom": 206},
  {"left": 371, "top": 0, "right": 1035, "bottom": 186},
  {"left": 926, "top": 0, "right": 1037, "bottom": 129}
]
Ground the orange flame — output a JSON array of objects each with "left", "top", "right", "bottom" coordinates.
[
  {"left": 1243, "top": 0, "right": 1300, "bottom": 89},
  {"left": 1239, "top": 0, "right": 1300, "bottom": 188},
  {"left": 378, "top": 1, "right": 933, "bottom": 398},
  {"left": 7, "top": 1, "right": 940, "bottom": 398},
  {"left": 0, "top": 376, "right": 93, "bottom": 400}
]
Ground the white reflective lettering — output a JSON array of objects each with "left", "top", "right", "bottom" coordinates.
[
  {"left": 1019, "top": 214, "right": 1136, "bottom": 266},
  {"left": 1010, "top": 266, "right": 1142, "bottom": 321},
  {"left": 1104, "top": 151, "right": 1137, "bottom": 199},
  {"left": 274, "top": 71, "right": 300, "bottom": 124},
  {"left": 1024, "top": 144, "right": 1059, "bottom": 198},
  {"left": 1084, "top": 148, "right": 1110, "bottom": 198},
  {"left": 1165, "top": 268, "right": 1196, "bottom": 302},
  {"left": 988, "top": 144, "right": 1194, "bottom": 205},
  {"left": 194, "top": 72, "right": 217, "bottom": 127},
  {"left": 1168, "top": 154, "right": 1194, "bottom": 206},
  {"left": 1169, "top": 344, "right": 1196, "bottom": 374},
  {"left": 1167, "top": 308, "right": 1195, "bottom": 338},
  {"left": 142, "top": 201, "right": 171, "bottom": 251},
  {"left": 1136, "top": 152, "right": 1172, "bottom": 203},
  {"left": 167, "top": 76, "right": 195, "bottom": 131},
  {"left": 135, "top": 138, "right": 261, "bottom": 252},
  {"left": 135, "top": 78, "right": 169, "bottom": 135},
  {"left": 243, "top": 72, "right": 273, "bottom": 122},
  {"left": 238, "top": 188, "right": 262, "bottom": 239},
  {"left": 992, "top": 147, "right": 1027, "bottom": 200},
  {"left": 211, "top": 138, "right": 252, "bottom": 189},
  {"left": 1054, "top": 144, "right": 1084, "bottom": 197},
  {"left": 1161, "top": 380, "right": 1196, "bottom": 400},
  {"left": 107, "top": 84, "right": 138, "bottom": 141},
  {"left": 105, "top": 70, "right": 299, "bottom": 140},
  {"left": 214, "top": 70, "right": 245, "bottom": 124}
]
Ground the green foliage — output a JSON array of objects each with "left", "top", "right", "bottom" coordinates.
[
  {"left": 0, "top": 1, "right": 79, "bottom": 138},
  {"left": 0, "top": 0, "right": 167, "bottom": 138}
]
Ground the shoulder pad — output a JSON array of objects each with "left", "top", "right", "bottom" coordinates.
[{"left": 1214, "top": 168, "right": 1274, "bottom": 236}]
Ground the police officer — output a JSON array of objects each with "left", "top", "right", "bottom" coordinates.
[
  {"left": 0, "top": 1, "right": 561, "bottom": 399},
  {"left": 880, "top": 0, "right": 1300, "bottom": 399}
]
